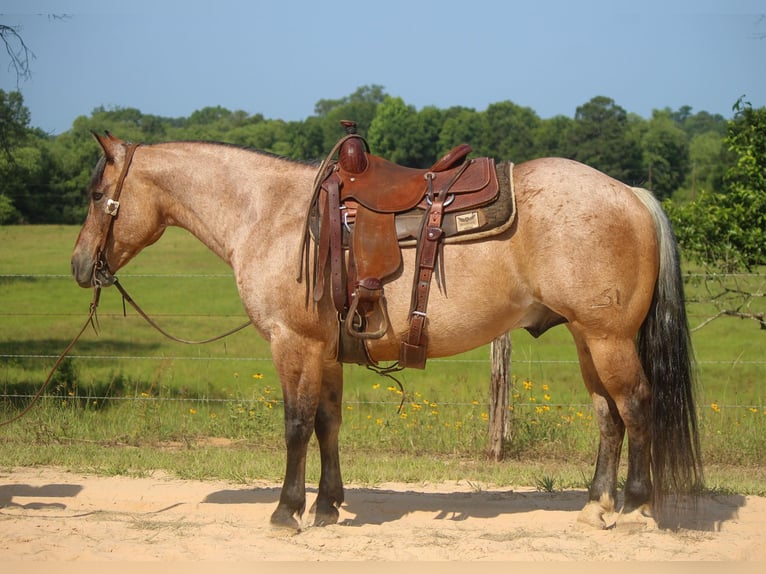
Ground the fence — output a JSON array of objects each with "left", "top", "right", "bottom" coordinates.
[{"left": 2, "top": 272, "right": 764, "bottom": 450}]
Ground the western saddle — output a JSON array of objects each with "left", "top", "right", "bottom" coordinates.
[{"left": 300, "top": 120, "right": 500, "bottom": 369}]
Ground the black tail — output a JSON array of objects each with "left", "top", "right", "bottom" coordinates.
[{"left": 633, "top": 187, "right": 704, "bottom": 509}]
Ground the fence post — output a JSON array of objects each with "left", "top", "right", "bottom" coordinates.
[{"left": 488, "top": 331, "right": 511, "bottom": 461}]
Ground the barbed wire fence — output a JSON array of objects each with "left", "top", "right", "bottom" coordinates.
[{"left": 1, "top": 273, "right": 763, "bottom": 415}]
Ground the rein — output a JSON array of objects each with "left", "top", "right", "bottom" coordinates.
[{"left": 113, "top": 278, "right": 251, "bottom": 344}]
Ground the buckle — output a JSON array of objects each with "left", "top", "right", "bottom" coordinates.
[{"left": 105, "top": 199, "right": 120, "bottom": 216}]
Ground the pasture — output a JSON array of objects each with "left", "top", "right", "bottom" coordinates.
[{"left": 1, "top": 225, "right": 764, "bottom": 494}]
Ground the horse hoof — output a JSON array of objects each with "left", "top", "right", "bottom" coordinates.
[
  {"left": 617, "top": 505, "right": 657, "bottom": 530},
  {"left": 270, "top": 508, "right": 301, "bottom": 531},
  {"left": 576, "top": 499, "right": 614, "bottom": 530},
  {"left": 313, "top": 506, "right": 340, "bottom": 527},
  {"left": 309, "top": 498, "right": 341, "bottom": 527}
]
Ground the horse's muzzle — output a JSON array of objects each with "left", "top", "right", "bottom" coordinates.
[{"left": 71, "top": 253, "right": 113, "bottom": 288}]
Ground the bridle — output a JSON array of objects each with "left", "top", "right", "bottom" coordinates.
[{"left": 92, "top": 142, "right": 140, "bottom": 289}]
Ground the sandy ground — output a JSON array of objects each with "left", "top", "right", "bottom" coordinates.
[{"left": 0, "top": 466, "right": 764, "bottom": 561}]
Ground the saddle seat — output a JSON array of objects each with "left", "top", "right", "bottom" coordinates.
[{"left": 305, "top": 121, "right": 500, "bottom": 369}]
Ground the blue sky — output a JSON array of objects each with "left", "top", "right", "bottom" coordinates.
[{"left": 1, "top": 0, "right": 764, "bottom": 135}]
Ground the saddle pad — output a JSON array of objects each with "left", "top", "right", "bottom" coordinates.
[
  {"left": 308, "top": 162, "right": 515, "bottom": 248},
  {"left": 398, "top": 161, "right": 516, "bottom": 246}
]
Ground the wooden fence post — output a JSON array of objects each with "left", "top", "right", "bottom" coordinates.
[{"left": 488, "top": 331, "right": 511, "bottom": 461}]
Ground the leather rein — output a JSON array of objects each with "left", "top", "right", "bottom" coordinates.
[{"left": 0, "top": 143, "right": 250, "bottom": 427}]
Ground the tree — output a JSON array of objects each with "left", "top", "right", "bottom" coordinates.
[
  {"left": 0, "top": 23, "right": 34, "bottom": 86},
  {"left": 286, "top": 116, "right": 325, "bottom": 160},
  {"left": 0, "top": 89, "right": 30, "bottom": 157},
  {"left": 566, "top": 96, "right": 644, "bottom": 184},
  {"left": 314, "top": 85, "right": 386, "bottom": 151},
  {"left": 0, "top": 90, "right": 33, "bottom": 222},
  {"left": 720, "top": 98, "right": 766, "bottom": 268},
  {"left": 367, "top": 96, "right": 421, "bottom": 166},
  {"left": 437, "top": 107, "right": 485, "bottom": 157},
  {"left": 641, "top": 109, "right": 690, "bottom": 199},
  {"left": 480, "top": 101, "right": 540, "bottom": 162},
  {"left": 533, "top": 114, "right": 574, "bottom": 158},
  {"left": 666, "top": 98, "right": 765, "bottom": 330}
]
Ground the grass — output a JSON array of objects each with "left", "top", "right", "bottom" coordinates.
[{"left": 1, "top": 225, "right": 765, "bottom": 496}]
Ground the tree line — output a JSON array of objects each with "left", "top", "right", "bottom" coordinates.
[{"left": 0, "top": 85, "right": 763, "bottom": 271}]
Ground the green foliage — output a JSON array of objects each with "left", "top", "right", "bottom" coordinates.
[
  {"left": 0, "top": 89, "right": 30, "bottom": 156},
  {"left": 480, "top": 101, "right": 540, "bottom": 162},
  {"left": 667, "top": 98, "right": 766, "bottom": 271},
  {"left": 0, "top": 193, "right": 19, "bottom": 223},
  {"left": 566, "top": 96, "right": 644, "bottom": 184},
  {"left": 641, "top": 109, "right": 690, "bottom": 199},
  {"left": 0, "top": 85, "right": 739, "bottom": 226},
  {"left": 367, "top": 96, "right": 447, "bottom": 168}
]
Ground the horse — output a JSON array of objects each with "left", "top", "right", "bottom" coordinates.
[{"left": 71, "top": 132, "right": 703, "bottom": 530}]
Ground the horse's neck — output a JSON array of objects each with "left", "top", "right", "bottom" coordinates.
[{"left": 148, "top": 143, "right": 314, "bottom": 267}]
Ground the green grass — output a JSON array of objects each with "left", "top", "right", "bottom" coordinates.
[{"left": 1, "top": 225, "right": 765, "bottom": 495}]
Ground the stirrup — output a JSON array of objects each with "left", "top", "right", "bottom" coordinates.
[{"left": 346, "top": 288, "right": 390, "bottom": 340}]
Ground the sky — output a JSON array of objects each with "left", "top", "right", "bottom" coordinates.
[{"left": 1, "top": 0, "right": 765, "bottom": 135}]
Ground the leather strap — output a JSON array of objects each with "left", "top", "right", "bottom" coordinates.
[
  {"left": 399, "top": 161, "right": 470, "bottom": 368},
  {"left": 326, "top": 174, "right": 347, "bottom": 314},
  {"left": 94, "top": 143, "right": 140, "bottom": 285}
]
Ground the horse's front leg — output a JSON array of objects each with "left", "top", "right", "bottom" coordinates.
[
  {"left": 269, "top": 334, "right": 325, "bottom": 530},
  {"left": 310, "top": 361, "right": 345, "bottom": 526}
]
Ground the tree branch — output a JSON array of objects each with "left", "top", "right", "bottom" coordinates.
[
  {"left": 0, "top": 23, "right": 35, "bottom": 87},
  {"left": 689, "top": 273, "right": 766, "bottom": 331}
]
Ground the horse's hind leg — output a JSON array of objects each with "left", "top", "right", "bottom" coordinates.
[
  {"left": 310, "top": 362, "right": 345, "bottom": 526},
  {"left": 570, "top": 331, "right": 653, "bottom": 529}
]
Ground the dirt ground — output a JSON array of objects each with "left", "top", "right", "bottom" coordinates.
[{"left": 0, "top": 466, "right": 764, "bottom": 561}]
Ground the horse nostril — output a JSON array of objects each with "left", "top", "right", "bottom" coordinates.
[{"left": 70, "top": 255, "right": 91, "bottom": 287}]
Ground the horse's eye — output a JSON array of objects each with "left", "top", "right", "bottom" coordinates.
[{"left": 92, "top": 192, "right": 104, "bottom": 201}]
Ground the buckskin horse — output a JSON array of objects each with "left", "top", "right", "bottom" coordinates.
[{"left": 71, "top": 131, "right": 702, "bottom": 531}]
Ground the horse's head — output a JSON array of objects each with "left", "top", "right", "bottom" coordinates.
[{"left": 71, "top": 132, "right": 165, "bottom": 288}]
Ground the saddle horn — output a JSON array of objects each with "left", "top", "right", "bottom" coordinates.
[{"left": 338, "top": 120, "right": 368, "bottom": 174}]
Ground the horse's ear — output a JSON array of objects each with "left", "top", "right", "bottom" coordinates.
[{"left": 91, "top": 131, "right": 126, "bottom": 163}]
